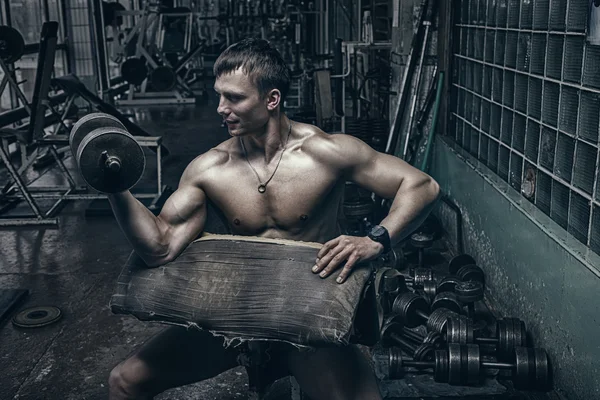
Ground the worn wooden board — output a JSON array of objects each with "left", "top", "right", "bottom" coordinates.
[{"left": 110, "top": 234, "right": 374, "bottom": 347}]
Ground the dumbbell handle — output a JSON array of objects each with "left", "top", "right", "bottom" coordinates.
[
  {"left": 402, "top": 356, "right": 516, "bottom": 371},
  {"left": 101, "top": 151, "right": 121, "bottom": 173},
  {"left": 389, "top": 332, "right": 419, "bottom": 353},
  {"left": 416, "top": 309, "right": 429, "bottom": 321},
  {"left": 476, "top": 337, "right": 498, "bottom": 344}
]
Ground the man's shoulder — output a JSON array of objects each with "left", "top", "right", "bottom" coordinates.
[
  {"left": 298, "top": 123, "right": 364, "bottom": 159},
  {"left": 185, "top": 140, "right": 236, "bottom": 177}
]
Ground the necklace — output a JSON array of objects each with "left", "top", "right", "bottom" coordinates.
[{"left": 239, "top": 121, "right": 292, "bottom": 194}]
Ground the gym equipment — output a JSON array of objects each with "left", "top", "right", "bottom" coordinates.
[
  {"left": 396, "top": 324, "right": 444, "bottom": 350},
  {"left": 121, "top": 57, "right": 148, "bottom": 86},
  {"left": 404, "top": 267, "right": 433, "bottom": 289},
  {"left": 446, "top": 316, "right": 527, "bottom": 361},
  {"left": 448, "top": 254, "right": 476, "bottom": 274},
  {"left": 386, "top": 344, "right": 550, "bottom": 391},
  {"left": 12, "top": 306, "right": 62, "bottom": 328},
  {"left": 409, "top": 231, "right": 434, "bottom": 275},
  {"left": 380, "top": 316, "right": 436, "bottom": 361},
  {"left": 102, "top": 1, "right": 126, "bottom": 26},
  {"left": 456, "top": 264, "right": 485, "bottom": 286},
  {"left": 70, "top": 113, "right": 145, "bottom": 194},
  {"left": 392, "top": 291, "right": 462, "bottom": 331},
  {"left": 423, "top": 275, "right": 460, "bottom": 298},
  {"left": 150, "top": 66, "right": 177, "bottom": 91},
  {"left": 375, "top": 268, "right": 409, "bottom": 314},
  {"left": 0, "top": 26, "right": 25, "bottom": 63},
  {"left": 455, "top": 280, "right": 484, "bottom": 320}
]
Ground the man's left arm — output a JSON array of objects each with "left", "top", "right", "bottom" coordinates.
[{"left": 313, "top": 134, "right": 441, "bottom": 283}]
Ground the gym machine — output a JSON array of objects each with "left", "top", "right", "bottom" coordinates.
[
  {"left": 97, "top": 1, "right": 217, "bottom": 105},
  {"left": 0, "top": 23, "right": 169, "bottom": 227}
]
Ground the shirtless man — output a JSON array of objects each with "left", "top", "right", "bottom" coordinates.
[{"left": 107, "top": 38, "right": 440, "bottom": 400}]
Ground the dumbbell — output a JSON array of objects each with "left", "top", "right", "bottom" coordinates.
[
  {"left": 392, "top": 291, "right": 462, "bottom": 333},
  {"left": 70, "top": 113, "right": 146, "bottom": 193},
  {"left": 448, "top": 254, "right": 476, "bottom": 274},
  {"left": 455, "top": 280, "right": 484, "bottom": 320},
  {"left": 446, "top": 316, "right": 527, "bottom": 361},
  {"left": 403, "top": 268, "right": 433, "bottom": 290},
  {"left": 409, "top": 232, "right": 434, "bottom": 276},
  {"left": 385, "top": 344, "right": 550, "bottom": 391},
  {"left": 421, "top": 266, "right": 485, "bottom": 299},
  {"left": 380, "top": 316, "right": 437, "bottom": 361},
  {"left": 375, "top": 268, "right": 409, "bottom": 314},
  {"left": 448, "top": 253, "right": 486, "bottom": 287},
  {"left": 397, "top": 327, "right": 445, "bottom": 350}
]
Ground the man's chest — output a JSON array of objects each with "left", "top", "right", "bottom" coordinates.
[{"left": 202, "top": 158, "right": 344, "bottom": 231}]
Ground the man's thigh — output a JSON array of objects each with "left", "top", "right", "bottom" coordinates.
[
  {"left": 129, "top": 325, "right": 240, "bottom": 393},
  {"left": 286, "top": 344, "right": 382, "bottom": 400}
]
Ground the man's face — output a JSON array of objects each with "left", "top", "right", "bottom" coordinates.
[{"left": 214, "top": 68, "right": 270, "bottom": 137}]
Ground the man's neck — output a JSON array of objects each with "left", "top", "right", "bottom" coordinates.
[{"left": 242, "top": 114, "right": 292, "bottom": 163}]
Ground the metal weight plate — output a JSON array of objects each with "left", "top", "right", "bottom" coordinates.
[
  {"left": 423, "top": 331, "right": 443, "bottom": 348},
  {"left": 413, "top": 268, "right": 433, "bottom": 289},
  {"left": 121, "top": 57, "right": 148, "bottom": 86},
  {"left": 0, "top": 26, "right": 25, "bottom": 63},
  {"left": 150, "top": 66, "right": 177, "bottom": 91},
  {"left": 513, "top": 346, "right": 531, "bottom": 390},
  {"left": 413, "top": 343, "right": 435, "bottom": 362},
  {"left": 456, "top": 264, "right": 485, "bottom": 285},
  {"left": 410, "top": 232, "right": 434, "bottom": 248},
  {"left": 448, "top": 254, "right": 476, "bottom": 274},
  {"left": 466, "top": 344, "right": 481, "bottom": 385},
  {"left": 12, "top": 306, "right": 62, "bottom": 328},
  {"left": 77, "top": 127, "right": 145, "bottom": 193},
  {"left": 431, "top": 292, "right": 462, "bottom": 314},
  {"left": 497, "top": 319, "right": 509, "bottom": 358},
  {"left": 70, "top": 113, "right": 126, "bottom": 157},
  {"left": 423, "top": 279, "right": 437, "bottom": 298},
  {"left": 447, "top": 344, "right": 462, "bottom": 385},
  {"left": 434, "top": 349, "right": 449, "bottom": 383},
  {"left": 427, "top": 308, "right": 455, "bottom": 334},
  {"left": 533, "top": 348, "right": 550, "bottom": 391},
  {"left": 455, "top": 281, "right": 485, "bottom": 303},
  {"left": 437, "top": 275, "right": 461, "bottom": 294},
  {"left": 388, "top": 348, "right": 404, "bottom": 380},
  {"left": 511, "top": 318, "right": 527, "bottom": 347}
]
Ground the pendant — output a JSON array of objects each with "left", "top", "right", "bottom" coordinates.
[{"left": 258, "top": 185, "right": 266, "bottom": 193}]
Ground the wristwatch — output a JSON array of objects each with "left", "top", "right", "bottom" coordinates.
[{"left": 367, "top": 225, "right": 391, "bottom": 254}]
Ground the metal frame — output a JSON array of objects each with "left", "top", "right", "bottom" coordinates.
[
  {"left": 451, "top": 0, "right": 600, "bottom": 252},
  {"left": 105, "top": 5, "right": 202, "bottom": 106}
]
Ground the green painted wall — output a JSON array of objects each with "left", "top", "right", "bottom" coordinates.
[{"left": 430, "top": 137, "right": 600, "bottom": 400}]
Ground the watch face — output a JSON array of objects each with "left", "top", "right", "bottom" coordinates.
[{"left": 371, "top": 225, "right": 385, "bottom": 237}]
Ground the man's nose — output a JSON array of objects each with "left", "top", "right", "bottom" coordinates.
[{"left": 217, "top": 97, "right": 228, "bottom": 116}]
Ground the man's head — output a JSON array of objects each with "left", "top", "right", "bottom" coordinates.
[{"left": 213, "top": 38, "right": 291, "bottom": 136}]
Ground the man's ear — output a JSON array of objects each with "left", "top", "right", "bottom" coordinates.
[{"left": 266, "top": 89, "right": 281, "bottom": 111}]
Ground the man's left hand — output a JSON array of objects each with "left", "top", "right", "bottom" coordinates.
[{"left": 312, "top": 235, "right": 384, "bottom": 284}]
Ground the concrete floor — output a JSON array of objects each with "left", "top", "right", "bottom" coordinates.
[{"left": 0, "top": 101, "right": 559, "bottom": 400}]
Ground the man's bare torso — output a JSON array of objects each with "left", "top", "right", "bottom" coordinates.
[{"left": 196, "top": 122, "right": 345, "bottom": 243}]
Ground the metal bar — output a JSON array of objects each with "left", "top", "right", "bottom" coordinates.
[
  {"left": 5, "top": 193, "right": 158, "bottom": 200},
  {"left": 157, "top": 144, "right": 162, "bottom": 196},
  {"left": 454, "top": 53, "right": 600, "bottom": 96},
  {"left": 452, "top": 112, "right": 600, "bottom": 209},
  {"left": 0, "top": 144, "right": 45, "bottom": 218},
  {"left": 0, "top": 218, "right": 58, "bottom": 228},
  {"left": 452, "top": 82, "right": 599, "bottom": 149},
  {"left": 455, "top": 24, "right": 587, "bottom": 36}
]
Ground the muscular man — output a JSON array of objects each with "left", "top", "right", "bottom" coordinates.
[{"left": 107, "top": 38, "right": 440, "bottom": 400}]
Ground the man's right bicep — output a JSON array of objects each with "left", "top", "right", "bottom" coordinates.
[{"left": 157, "top": 183, "right": 208, "bottom": 259}]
